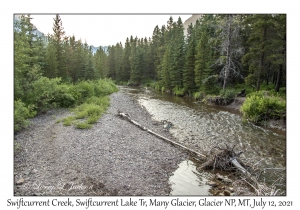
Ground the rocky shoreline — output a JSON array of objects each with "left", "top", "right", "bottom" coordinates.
[{"left": 14, "top": 91, "right": 188, "bottom": 196}]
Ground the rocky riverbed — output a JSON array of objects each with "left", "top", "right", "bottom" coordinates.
[{"left": 14, "top": 91, "right": 189, "bottom": 196}]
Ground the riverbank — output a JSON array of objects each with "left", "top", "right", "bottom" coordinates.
[
  {"left": 14, "top": 91, "right": 188, "bottom": 196},
  {"left": 221, "top": 97, "right": 286, "bottom": 132}
]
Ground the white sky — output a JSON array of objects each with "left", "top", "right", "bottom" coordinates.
[{"left": 30, "top": 14, "right": 191, "bottom": 47}]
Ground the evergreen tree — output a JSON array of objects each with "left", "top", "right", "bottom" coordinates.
[
  {"left": 194, "top": 15, "right": 217, "bottom": 92},
  {"left": 44, "top": 36, "right": 58, "bottom": 78},
  {"left": 242, "top": 15, "right": 276, "bottom": 91},
  {"left": 52, "top": 14, "right": 66, "bottom": 79},
  {"left": 85, "top": 46, "right": 95, "bottom": 80},
  {"left": 129, "top": 37, "right": 144, "bottom": 85},
  {"left": 94, "top": 46, "right": 108, "bottom": 79},
  {"left": 183, "top": 24, "right": 196, "bottom": 93},
  {"left": 120, "top": 37, "right": 131, "bottom": 82},
  {"left": 170, "top": 17, "right": 185, "bottom": 88},
  {"left": 114, "top": 42, "right": 123, "bottom": 82},
  {"left": 14, "top": 15, "right": 43, "bottom": 101}
]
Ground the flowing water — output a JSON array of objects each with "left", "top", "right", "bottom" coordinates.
[{"left": 120, "top": 86, "right": 286, "bottom": 195}]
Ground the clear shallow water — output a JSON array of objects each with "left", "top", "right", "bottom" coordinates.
[
  {"left": 169, "top": 160, "right": 212, "bottom": 195},
  {"left": 120, "top": 86, "right": 286, "bottom": 195}
]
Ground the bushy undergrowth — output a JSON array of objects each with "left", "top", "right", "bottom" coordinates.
[
  {"left": 14, "top": 100, "right": 36, "bottom": 132},
  {"left": 60, "top": 96, "right": 110, "bottom": 129},
  {"left": 240, "top": 91, "right": 286, "bottom": 124},
  {"left": 193, "top": 91, "right": 205, "bottom": 100},
  {"left": 172, "top": 86, "right": 186, "bottom": 96},
  {"left": 219, "top": 89, "right": 237, "bottom": 103},
  {"left": 14, "top": 77, "right": 118, "bottom": 132}
]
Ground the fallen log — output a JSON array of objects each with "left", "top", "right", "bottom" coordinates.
[
  {"left": 117, "top": 111, "right": 281, "bottom": 195},
  {"left": 117, "top": 112, "right": 206, "bottom": 159}
]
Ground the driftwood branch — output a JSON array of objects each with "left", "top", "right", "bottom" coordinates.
[
  {"left": 117, "top": 111, "right": 282, "bottom": 196},
  {"left": 117, "top": 112, "right": 206, "bottom": 159}
]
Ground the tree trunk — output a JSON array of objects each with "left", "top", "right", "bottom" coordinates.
[
  {"left": 256, "top": 27, "right": 267, "bottom": 91},
  {"left": 275, "top": 64, "right": 283, "bottom": 92},
  {"left": 256, "top": 52, "right": 264, "bottom": 91},
  {"left": 275, "top": 48, "right": 285, "bottom": 92},
  {"left": 223, "top": 15, "right": 232, "bottom": 90}
]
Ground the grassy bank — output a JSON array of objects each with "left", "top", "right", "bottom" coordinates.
[
  {"left": 14, "top": 78, "right": 118, "bottom": 132},
  {"left": 240, "top": 91, "right": 286, "bottom": 125},
  {"left": 146, "top": 81, "right": 286, "bottom": 126}
]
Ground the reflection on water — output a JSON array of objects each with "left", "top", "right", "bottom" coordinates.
[
  {"left": 169, "top": 160, "right": 212, "bottom": 195},
  {"left": 120, "top": 86, "right": 286, "bottom": 195}
]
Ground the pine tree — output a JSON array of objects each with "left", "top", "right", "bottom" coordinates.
[
  {"left": 129, "top": 37, "right": 144, "bottom": 85},
  {"left": 194, "top": 15, "right": 217, "bottom": 92},
  {"left": 14, "top": 15, "right": 44, "bottom": 101},
  {"left": 170, "top": 17, "right": 185, "bottom": 89},
  {"left": 44, "top": 36, "right": 58, "bottom": 78},
  {"left": 114, "top": 42, "right": 123, "bottom": 82},
  {"left": 85, "top": 46, "right": 95, "bottom": 80},
  {"left": 120, "top": 37, "right": 131, "bottom": 82},
  {"left": 107, "top": 45, "right": 116, "bottom": 79},
  {"left": 242, "top": 14, "right": 277, "bottom": 91},
  {"left": 52, "top": 14, "right": 66, "bottom": 79},
  {"left": 183, "top": 24, "right": 196, "bottom": 93},
  {"left": 94, "top": 46, "right": 108, "bottom": 79}
]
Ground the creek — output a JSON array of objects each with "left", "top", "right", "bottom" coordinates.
[{"left": 120, "top": 86, "right": 286, "bottom": 195}]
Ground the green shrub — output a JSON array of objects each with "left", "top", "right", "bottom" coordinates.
[
  {"left": 93, "top": 79, "right": 118, "bottom": 96},
  {"left": 172, "top": 86, "right": 185, "bottom": 96},
  {"left": 52, "top": 84, "right": 76, "bottom": 107},
  {"left": 61, "top": 96, "right": 110, "bottom": 129},
  {"left": 194, "top": 91, "right": 205, "bottom": 100},
  {"left": 219, "top": 88, "right": 237, "bottom": 103},
  {"left": 14, "top": 100, "right": 36, "bottom": 132},
  {"left": 75, "top": 80, "right": 95, "bottom": 103},
  {"left": 26, "top": 77, "right": 61, "bottom": 112},
  {"left": 16, "top": 78, "right": 118, "bottom": 132},
  {"left": 26, "top": 77, "right": 78, "bottom": 112},
  {"left": 241, "top": 91, "right": 286, "bottom": 124}
]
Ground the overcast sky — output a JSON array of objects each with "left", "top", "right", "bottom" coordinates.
[{"left": 30, "top": 14, "right": 191, "bottom": 47}]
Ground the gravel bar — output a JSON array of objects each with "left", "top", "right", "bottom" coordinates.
[{"left": 14, "top": 91, "right": 188, "bottom": 196}]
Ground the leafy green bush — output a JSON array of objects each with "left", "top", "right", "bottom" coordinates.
[
  {"left": 241, "top": 91, "right": 286, "bottom": 124},
  {"left": 26, "top": 77, "right": 77, "bottom": 112},
  {"left": 14, "top": 100, "right": 36, "bottom": 132},
  {"left": 52, "top": 84, "right": 76, "bottom": 107},
  {"left": 75, "top": 80, "right": 95, "bottom": 103},
  {"left": 172, "top": 86, "right": 185, "bottom": 96},
  {"left": 26, "top": 77, "right": 62, "bottom": 112},
  {"left": 219, "top": 88, "right": 237, "bottom": 103},
  {"left": 193, "top": 91, "right": 205, "bottom": 100},
  {"left": 93, "top": 79, "right": 118, "bottom": 97},
  {"left": 15, "top": 78, "right": 118, "bottom": 132}
]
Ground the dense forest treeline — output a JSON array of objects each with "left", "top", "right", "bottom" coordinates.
[
  {"left": 99, "top": 14, "right": 286, "bottom": 126},
  {"left": 14, "top": 15, "right": 118, "bottom": 132},
  {"left": 100, "top": 14, "right": 286, "bottom": 96},
  {"left": 14, "top": 14, "right": 286, "bottom": 130}
]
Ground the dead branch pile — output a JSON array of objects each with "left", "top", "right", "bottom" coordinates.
[
  {"left": 117, "top": 111, "right": 285, "bottom": 196},
  {"left": 201, "top": 143, "right": 246, "bottom": 171},
  {"left": 200, "top": 143, "right": 285, "bottom": 196}
]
